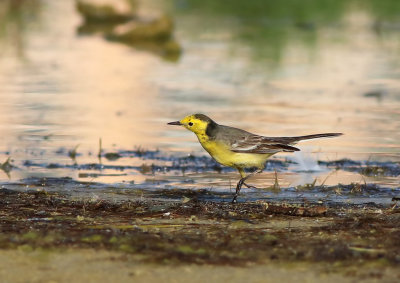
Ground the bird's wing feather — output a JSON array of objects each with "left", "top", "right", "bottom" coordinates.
[{"left": 230, "top": 134, "right": 300, "bottom": 154}]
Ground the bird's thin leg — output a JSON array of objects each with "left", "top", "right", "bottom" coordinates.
[
  {"left": 232, "top": 178, "right": 244, "bottom": 203},
  {"left": 232, "top": 168, "right": 264, "bottom": 203},
  {"left": 242, "top": 167, "right": 264, "bottom": 189},
  {"left": 232, "top": 168, "right": 246, "bottom": 203}
]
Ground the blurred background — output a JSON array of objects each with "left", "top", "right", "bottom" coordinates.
[{"left": 0, "top": 0, "right": 399, "bottom": 186}]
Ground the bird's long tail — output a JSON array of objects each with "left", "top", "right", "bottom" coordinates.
[{"left": 293, "top": 133, "right": 343, "bottom": 141}]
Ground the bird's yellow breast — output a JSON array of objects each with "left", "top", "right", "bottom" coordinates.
[{"left": 196, "top": 133, "right": 272, "bottom": 169}]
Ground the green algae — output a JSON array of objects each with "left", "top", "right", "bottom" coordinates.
[
  {"left": 176, "top": 245, "right": 207, "bottom": 256},
  {"left": 21, "top": 231, "right": 40, "bottom": 241},
  {"left": 0, "top": 157, "right": 13, "bottom": 178},
  {"left": 361, "top": 166, "right": 388, "bottom": 176},
  {"left": 81, "top": 234, "right": 104, "bottom": 243}
]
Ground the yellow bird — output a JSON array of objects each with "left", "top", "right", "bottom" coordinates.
[{"left": 168, "top": 114, "right": 342, "bottom": 203}]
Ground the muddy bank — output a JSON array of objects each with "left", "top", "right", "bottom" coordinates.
[{"left": 0, "top": 189, "right": 399, "bottom": 281}]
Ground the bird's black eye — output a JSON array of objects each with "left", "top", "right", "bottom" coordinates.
[{"left": 188, "top": 122, "right": 193, "bottom": 127}]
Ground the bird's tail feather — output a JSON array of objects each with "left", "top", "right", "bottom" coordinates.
[{"left": 293, "top": 133, "right": 343, "bottom": 141}]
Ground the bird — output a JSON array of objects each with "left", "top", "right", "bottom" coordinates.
[{"left": 168, "top": 114, "right": 342, "bottom": 203}]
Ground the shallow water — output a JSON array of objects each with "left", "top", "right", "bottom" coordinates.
[{"left": 0, "top": 0, "right": 399, "bottom": 203}]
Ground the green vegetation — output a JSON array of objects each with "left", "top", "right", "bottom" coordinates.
[{"left": 162, "top": 0, "right": 400, "bottom": 64}]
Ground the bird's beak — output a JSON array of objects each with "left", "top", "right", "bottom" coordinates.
[{"left": 167, "top": 121, "right": 182, "bottom": 126}]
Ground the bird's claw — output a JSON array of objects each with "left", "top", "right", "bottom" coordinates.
[{"left": 243, "top": 183, "right": 258, "bottom": 189}]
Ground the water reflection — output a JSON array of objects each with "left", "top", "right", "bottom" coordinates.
[
  {"left": 76, "top": 0, "right": 182, "bottom": 61},
  {"left": 170, "top": 0, "right": 349, "bottom": 64},
  {"left": 0, "top": 0, "right": 398, "bottom": 189},
  {"left": 0, "top": 0, "right": 42, "bottom": 59},
  {"left": 169, "top": 0, "right": 400, "bottom": 63}
]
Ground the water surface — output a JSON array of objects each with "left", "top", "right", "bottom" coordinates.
[{"left": 0, "top": 0, "right": 399, "bottom": 203}]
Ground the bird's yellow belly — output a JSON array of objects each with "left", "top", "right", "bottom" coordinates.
[{"left": 199, "top": 139, "right": 272, "bottom": 169}]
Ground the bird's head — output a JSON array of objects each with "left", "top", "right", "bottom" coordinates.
[{"left": 168, "top": 114, "right": 217, "bottom": 136}]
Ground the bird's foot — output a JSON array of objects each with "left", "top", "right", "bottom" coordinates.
[{"left": 243, "top": 183, "right": 258, "bottom": 189}]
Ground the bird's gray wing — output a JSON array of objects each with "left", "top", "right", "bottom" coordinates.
[
  {"left": 215, "top": 126, "right": 299, "bottom": 154},
  {"left": 230, "top": 134, "right": 300, "bottom": 154}
]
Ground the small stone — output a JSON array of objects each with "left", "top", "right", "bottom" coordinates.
[
  {"left": 76, "top": 0, "right": 137, "bottom": 23},
  {"left": 108, "top": 14, "right": 174, "bottom": 42}
]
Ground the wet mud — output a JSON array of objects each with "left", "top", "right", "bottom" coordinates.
[{"left": 1, "top": 188, "right": 399, "bottom": 280}]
